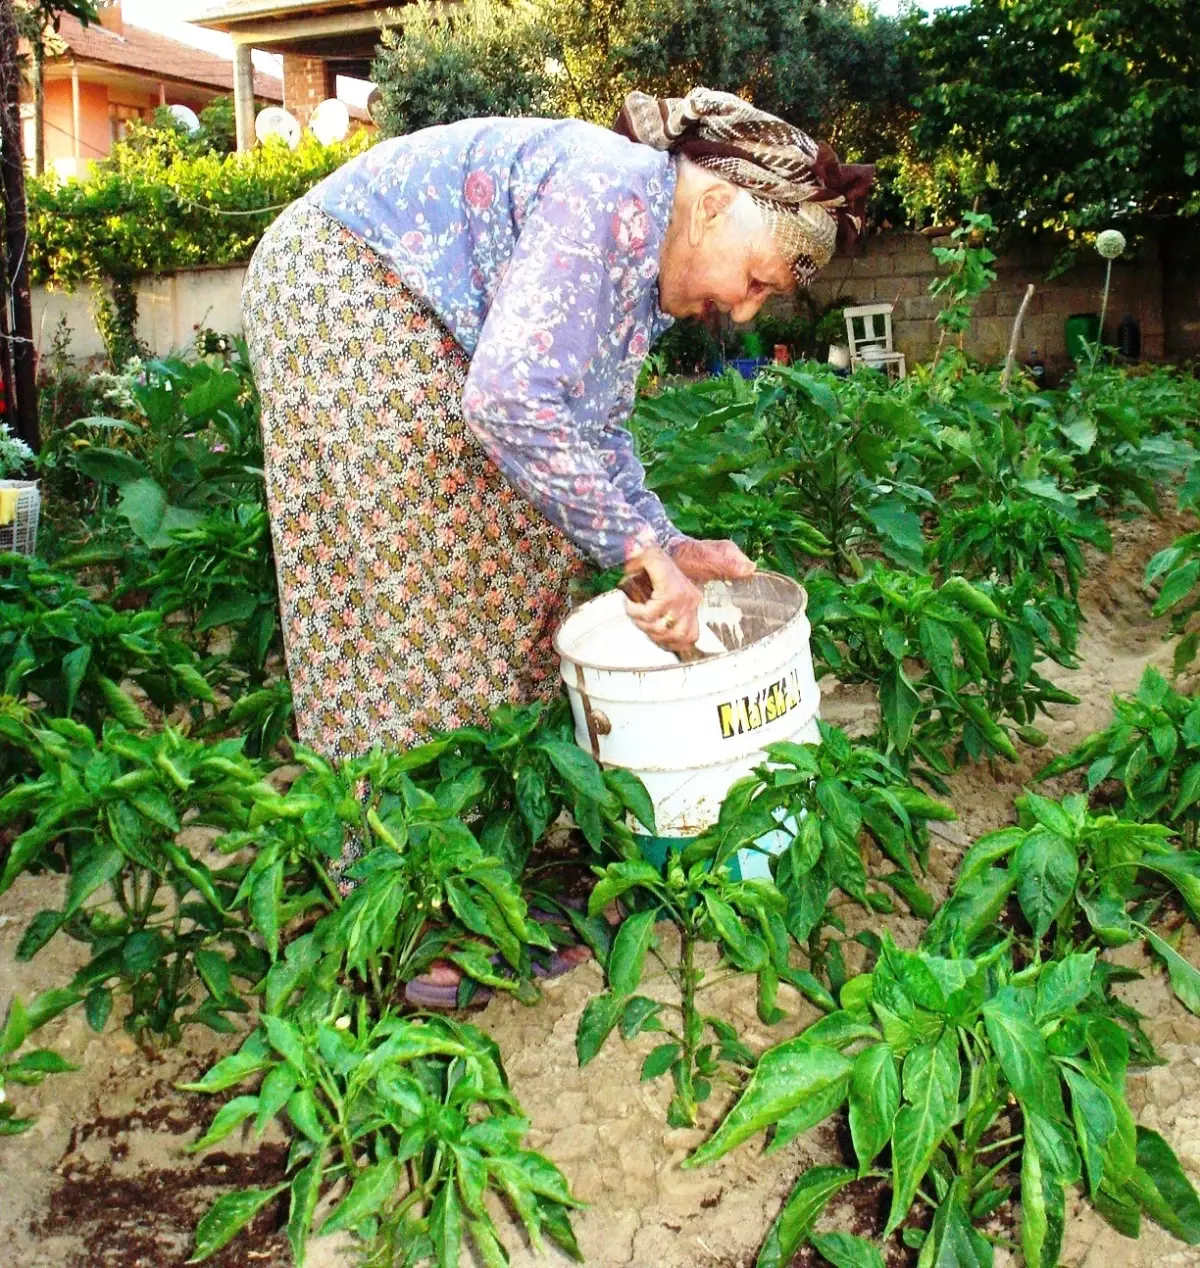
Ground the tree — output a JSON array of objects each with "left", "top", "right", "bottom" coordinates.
[
  {"left": 370, "top": 0, "right": 915, "bottom": 168},
  {"left": 2, "top": 0, "right": 97, "bottom": 450},
  {"left": 906, "top": 0, "right": 1200, "bottom": 242}
]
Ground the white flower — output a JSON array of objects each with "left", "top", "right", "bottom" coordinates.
[
  {"left": 0, "top": 1085, "right": 7, "bottom": 1103},
  {"left": 334, "top": 1014, "right": 351, "bottom": 1030},
  {"left": 1096, "top": 229, "right": 1126, "bottom": 260}
]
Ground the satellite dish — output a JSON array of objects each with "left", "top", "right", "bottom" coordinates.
[
  {"left": 255, "top": 106, "right": 301, "bottom": 150},
  {"left": 168, "top": 104, "right": 201, "bottom": 132},
  {"left": 309, "top": 98, "right": 350, "bottom": 145}
]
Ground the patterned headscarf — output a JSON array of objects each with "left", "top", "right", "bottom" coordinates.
[{"left": 614, "top": 87, "right": 875, "bottom": 285}]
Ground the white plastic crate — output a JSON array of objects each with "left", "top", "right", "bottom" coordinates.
[{"left": 0, "top": 480, "right": 40, "bottom": 556}]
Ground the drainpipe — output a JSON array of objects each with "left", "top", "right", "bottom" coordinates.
[{"left": 70, "top": 61, "right": 81, "bottom": 163}]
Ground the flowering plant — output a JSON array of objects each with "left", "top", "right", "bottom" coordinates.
[{"left": 0, "top": 424, "right": 34, "bottom": 479}]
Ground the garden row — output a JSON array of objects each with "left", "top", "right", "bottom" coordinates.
[{"left": 3, "top": 330, "right": 1200, "bottom": 1266}]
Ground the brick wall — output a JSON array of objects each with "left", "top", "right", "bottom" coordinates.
[
  {"left": 282, "top": 55, "right": 334, "bottom": 128},
  {"left": 802, "top": 231, "right": 1177, "bottom": 372}
]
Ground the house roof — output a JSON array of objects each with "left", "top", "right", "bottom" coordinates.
[
  {"left": 189, "top": 1, "right": 386, "bottom": 30},
  {"left": 52, "top": 13, "right": 284, "bottom": 100}
]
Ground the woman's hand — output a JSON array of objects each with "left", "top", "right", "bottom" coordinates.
[
  {"left": 670, "top": 538, "right": 757, "bottom": 584},
  {"left": 624, "top": 545, "right": 703, "bottom": 652}
]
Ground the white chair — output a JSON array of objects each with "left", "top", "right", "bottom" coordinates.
[{"left": 843, "top": 303, "right": 906, "bottom": 380}]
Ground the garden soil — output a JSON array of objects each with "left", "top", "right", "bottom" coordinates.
[{"left": 2, "top": 512, "right": 1199, "bottom": 1268}]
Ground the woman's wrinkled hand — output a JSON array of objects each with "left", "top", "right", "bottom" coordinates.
[
  {"left": 624, "top": 545, "right": 703, "bottom": 652},
  {"left": 670, "top": 538, "right": 757, "bottom": 584}
]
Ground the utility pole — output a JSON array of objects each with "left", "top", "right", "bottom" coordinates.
[{"left": 0, "top": 0, "right": 39, "bottom": 452}]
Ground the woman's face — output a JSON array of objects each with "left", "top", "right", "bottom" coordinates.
[{"left": 658, "top": 172, "right": 794, "bottom": 323}]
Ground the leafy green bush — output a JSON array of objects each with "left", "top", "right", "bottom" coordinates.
[
  {"left": 1146, "top": 529, "right": 1200, "bottom": 672},
  {"left": 50, "top": 345, "right": 263, "bottom": 544},
  {"left": 29, "top": 132, "right": 369, "bottom": 291},
  {"left": 636, "top": 365, "right": 931, "bottom": 575},
  {"left": 0, "top": 423, "right": 34, "bottom": 479},
  {"left": 576, "top": 724, "right": 952, "bottom": 1124}
]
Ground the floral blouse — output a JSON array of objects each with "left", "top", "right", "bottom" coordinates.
[{"left": 309, "top": 117, "right": 684, "bottom": 568}]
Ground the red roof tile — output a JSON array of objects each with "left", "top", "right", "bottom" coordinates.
[{"left": 52, "top": 14, "right": 284, "bottom": 101}]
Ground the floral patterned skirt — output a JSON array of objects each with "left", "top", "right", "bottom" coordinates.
[{"left": 243, "top": 200, "right": 585, "bottom": 758}]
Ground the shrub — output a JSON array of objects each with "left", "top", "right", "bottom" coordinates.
[{"left": 28, "top": 130, "right": 371, "bottom": 292}]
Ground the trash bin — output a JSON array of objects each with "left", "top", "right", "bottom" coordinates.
[{"left": 1065, "top": 313, "right": 1101, "bottom": 362}]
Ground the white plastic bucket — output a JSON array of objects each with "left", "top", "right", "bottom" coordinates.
[{"left": 554, "top": 573, "right": 820, "bottom": 875}]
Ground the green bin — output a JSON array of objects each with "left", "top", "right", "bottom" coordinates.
[
  {"left": 1064, "top": 313, "right": 1100, "bottom": 363},
  {"left": 740, "top": 331, "right": 765, "bottom": 359}
]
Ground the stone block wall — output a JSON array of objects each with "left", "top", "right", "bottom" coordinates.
[{"left": 800, "top": 232, "right": 1174, "bottom": 371}]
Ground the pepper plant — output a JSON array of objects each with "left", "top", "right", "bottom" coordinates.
[
  {"left": 183, "top": 1000, "right": 581, "bottom": 1266},
  {"left": 575, "top": 725, "right": 952, "bottom": 1125},
  {"left": 133, "top": 500, "right": 281, "bottom": 676},
  {"left": 931, "top": 486, "right": 1110, "bottom": 599},
  {"left": 1145, "top": 528, "right": 1200, "bottom": 672},
  {"left": 1038, "top": 666, "right": 1200, "bottom": 844},
  {"left": 685, "top": 936, "right": 1200, "bottom": 1267},
  {"left": 0, "top": 710, "right": 271, "bottom": 1038},
  {"left": 574, "top": 850, "right": 792, "bottom": 1128},
  {"left": 0, "top": 553, "right": 214, "bottom": 742},
  {"left": 925, "top": 791, "right": 1200, "bottom": 1018},
  {"left": 807, "top": 568, "right": 1078, "bottom": 777},
  {"left": 725, "top": 724, "right": 949, "bottom": 960},
  {"left": 0, "top": 989, "right": 79, "bottom": 1136}
]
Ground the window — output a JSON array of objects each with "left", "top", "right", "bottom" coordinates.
[{"left": 109, "top": 104, "right": 145, "bottom": 145}]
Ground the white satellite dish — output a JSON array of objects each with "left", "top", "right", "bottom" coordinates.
[
  {"left": 255, "top": 106, "right": 301, "bottom": 150},
  {"left": 167, "top": 104, "right": 201, "bottom": 132},
  {"left": 309, "top": 98, "right": 350, "bottom": 145}
]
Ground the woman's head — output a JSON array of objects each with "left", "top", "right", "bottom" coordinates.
[
  {"left": 658, "top": 159, "right": 793, "bottom": 322},
  {"left": 615, "top": 88, "right": 874, "bottom": 317}
]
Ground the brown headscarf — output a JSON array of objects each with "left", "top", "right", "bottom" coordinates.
[{"left": 614, "top": 87, "right": 874, "bottom": 285}]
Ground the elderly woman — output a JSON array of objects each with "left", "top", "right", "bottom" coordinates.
[{"left": 243, "top": 88, "right": 871, "bottom": 760}]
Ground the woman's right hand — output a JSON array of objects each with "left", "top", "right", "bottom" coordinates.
[{"left": 623, "top": 545, "right": 703, "bottom": 653}]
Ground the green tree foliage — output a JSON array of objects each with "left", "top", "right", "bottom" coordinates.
[
  {"left": 905, "top": 0, "right": 1200, "bottom": 239},
  {"left": 370, "top": 0, "right": 914, "bottom": 166}
]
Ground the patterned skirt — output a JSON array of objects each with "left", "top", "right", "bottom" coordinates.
[{"left": 242, "top": 200, "right": 586, "bottom": 758}]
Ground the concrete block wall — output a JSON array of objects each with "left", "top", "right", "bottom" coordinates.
[
  {"left": 802, "top": 232, "right": 1169, "bottom": 371},
  {"left": 31, "top": 234, "right": 1194, "bottom": 371}
]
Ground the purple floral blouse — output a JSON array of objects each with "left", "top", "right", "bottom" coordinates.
[{"left": 309, "top": 117, "right": 684, "bottom": 568}]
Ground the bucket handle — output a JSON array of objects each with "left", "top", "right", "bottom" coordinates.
[{"left": 618, "top": 570, "right": 708, "bottom": 664}]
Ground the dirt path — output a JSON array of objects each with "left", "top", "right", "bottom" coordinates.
[{"left": 2, "top": 513, "right": 1199, "bottom": 1268}]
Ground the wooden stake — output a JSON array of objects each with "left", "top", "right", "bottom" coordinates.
[{"left": 1001, "top": 284, "right": 1036, "bottom": 393}]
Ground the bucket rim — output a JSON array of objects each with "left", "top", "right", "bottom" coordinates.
[{"left": 554, "top": 570, "right": 809, "bottom": 675}]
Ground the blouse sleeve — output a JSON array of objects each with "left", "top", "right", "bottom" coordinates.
[
  {"left": 460, "top": 174, "right": 679, "bottom": 569},
  {"left": 593, "top": 413, "right": 689, "bottom": 552}
]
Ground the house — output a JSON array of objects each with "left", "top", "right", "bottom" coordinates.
[
  {"left": 23, "top": 1, "right": 284, "bottom": 180},
  {"left": 189, "top": 0, "right": 396, "bottom": 149}
]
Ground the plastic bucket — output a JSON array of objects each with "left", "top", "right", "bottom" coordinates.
[
  {"left": 1065, "top": 313, "right": 1100, "bottom": 362},
  {"left": 723, "top": 357, "right": 771, "bottom": 380},
  {"left": 554, "top": 573, "right": 821, "bottom": 877}
]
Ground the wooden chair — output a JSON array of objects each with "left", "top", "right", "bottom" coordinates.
[{"left": 843, "top": 303, "right": 906, "bottom": 380}]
